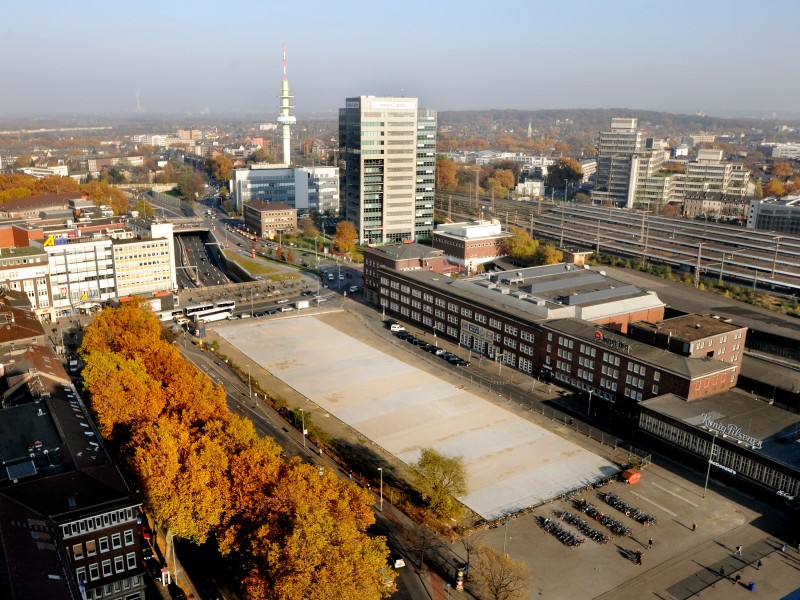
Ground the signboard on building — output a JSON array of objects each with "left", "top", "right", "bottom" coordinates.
[
  {"left": 701, "top": 413, "right": 763, "bottom": 449},
  {"left": 460, "top": 320, "right": 498, "bottom": 343}
]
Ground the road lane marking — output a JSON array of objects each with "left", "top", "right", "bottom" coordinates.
[
  {"left": 629, "top": 491, "right": 677, "bottom": 517},
  {"left": 652, "top": 483, "right": 699, "bottom": 508}
]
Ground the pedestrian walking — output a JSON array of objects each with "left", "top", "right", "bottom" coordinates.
[
  {"left": 735, "top": 545, "right": 742, "bottom": 556},
  {"left": 756, "top": 559, "right": 762, "bottom": 570},
  {"left": 648, "top": 538, "right": 653, "bottom": 550},
  {"left": 692, "top": 522, "right": 697, "bottom": 532}
]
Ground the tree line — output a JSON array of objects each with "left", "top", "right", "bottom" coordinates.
[
  {"left": 79, "top": 302, "right": 395, "bottom": 599},
  {"left": 0, "top": 173, "right": 128, "bottom": 213}
]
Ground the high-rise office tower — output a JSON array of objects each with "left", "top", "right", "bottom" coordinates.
[{"left": 339, "top": 96, "right": 436, "bottom": 244}]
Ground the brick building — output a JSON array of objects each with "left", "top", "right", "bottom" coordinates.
[
  {"left": 242, "top": 201, "right": 297, "bottom": 239},
  {"left": 431, "top": 220, "right": 511, "bottom": 274}
]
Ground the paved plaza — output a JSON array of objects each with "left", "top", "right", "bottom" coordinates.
[{"left": 219, "top": 316, "right": 618, "bottom": 520}]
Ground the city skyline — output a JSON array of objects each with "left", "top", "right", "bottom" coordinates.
[{"left": 2, "top": 0, "right": 799, "bottom": 118}]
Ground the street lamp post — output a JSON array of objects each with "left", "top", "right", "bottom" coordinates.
[
  {"left": 771, "top": 236, "right": 783, "bottom": 279},
  {"left": 587, "top": 389, "right": 594, "bottom": 417},
  {"left": 703, "top": 432, "right": 718, "bottom": 499},
  {"left": 247, "top": 365, "right": 251, "bottom": 398},
  {"left": 300, "top": 408, "right": 306, "bottom": 447},
  {"left": 378, "top": 467, "right": 383, "bottom": 512}
]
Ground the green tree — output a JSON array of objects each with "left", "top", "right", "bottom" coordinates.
[
  {"left": 502, "top": 226, "right": 538, "bottom": 262},
  {"left": 473, "top": 545, "right": 531, "bottom": 600},
  {"left": 545, "top": 158, "right": 583, "bottom": 189},
  {"left": 177, "top": 170, "right": 205, "bottom": 201},
  {"left": 248, "top": 148, "right": 274, "bottom": 164},
  {"left": 333, "top": 221, "right": 358, "bottom": 255},
  {"left": 299, "top": 215, "right": 320, "bottom": 238},
  {"left": 132, "top": 199, "right": 155, "bottom": 218},
  {"left": 413, "top": 447, "right": 467, "bottom": 519}
]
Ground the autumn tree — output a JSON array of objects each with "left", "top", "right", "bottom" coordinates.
[
  {"left": 413, "top": 447, "right": 467, "bottom": 519},
  {"left": 764, "top": 178, "right": 787, "bottom": 197},
  {"left": 299, "top": 215, "right": 320, "bottom": 238},
  {"left": 286, "top": 249, "right": 296, "bottom": 263},
  {"left": 533, "top": 243, "right": 563, "bottom": 265},
  {"left": 473, "top": 546, "right": 531, "bottom": 600},
  {"left": 80, "top": 180, "right": 128, "bottom": 214},
  {"left": 545, "top": 158, "right": 583, "bottom": 189},
  {"left": 15, "top": 155, "right": 33, "bottom": 168},
  {"left": 275, "top": 246, "right": 284, "bottom": 260},
  {"left": 502, "top": 226, "right": 539, "bottom": 262},
  {"left": 436, "top": 157, "right": 458, "bottom": 190},
  {"left": 206, "top": 155, "right": 234, "bottom": 183},
  {"left": 333, "top": 221, "right": 358, "bottom": 255},
  {"left": 771, "top": 162, "right": 794, "bottom": 178},
  {"left": 33, "top": 175, "right": 81, "bottom": 195}
]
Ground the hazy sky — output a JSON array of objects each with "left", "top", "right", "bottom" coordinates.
[{"left": 2, "top": 0, "right": 798, "bottom": 118}]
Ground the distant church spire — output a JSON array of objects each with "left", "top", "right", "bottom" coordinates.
[{"left": 527, "top": 119, "right": 532, "bottom": 139}]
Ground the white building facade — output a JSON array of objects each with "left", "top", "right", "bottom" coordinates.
[
  {"left": 339, "top": 96, "right": 437, "bottom": 244},
  {"left": 230, "top": 165, "right": 339, "bottom": 214}
]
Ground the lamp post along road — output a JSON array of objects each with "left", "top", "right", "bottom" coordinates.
[
  {"left": 703, "top": 433, "right": 718, "bottom": 499},
  {"left": 300, "top": 408, "right": 306, "bottom": 447},
  {"left": 378, "top": 467, "right": 383, "bottom": 512},
  {"left": 247, "top": 365, "right": 251, "bottom": 399}
]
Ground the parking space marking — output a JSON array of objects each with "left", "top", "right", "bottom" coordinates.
[
  {"left": 629, "top": 491, "right": 677, "bottom": 517},
  {"left": 652, "top": 483, "right": 699, "bottom": 508}
]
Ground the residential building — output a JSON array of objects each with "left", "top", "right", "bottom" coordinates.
[
  {"left": 682, "top": 191, "right": 750, "bottom": 221},
  {"left": 21, "top": 165, "right": 70, "bottom": 178},
  {"left": 243, "top": 201, "right": 297, "bottom": 239},
  {"left": 515, "top": 178, "right": 545, "bottom": 198},
  {"left": 0, "top": 319, "right": 144, "bottom": 600},
  {"left": 230, "top": 165, "right": 339, "bottom": 214},
  {"left": 592, "top": 118, "right": 652, "bottom": 207},
  {"left": 747, "top": 194, "right": 800, "bottom": 233},
  {"left": 431, "top": 220, "right": 511, "bottom": 274},
  {"left": 0, "top": 192, "right": 87, "bottom": 220},
  {"left": 0, "top": 246, "right": 52, "bottom": 316},
  {"left": 339, "top": 96, "right": 437, "bottom": 244}
]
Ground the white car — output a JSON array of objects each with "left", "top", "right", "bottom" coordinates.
[
  {"left": 389, "top": 324, "right": 405, "bottom": 332},
  {"left": 276, "top": 298, "right": 289, "bottom": 304},
  {"left": 393, "top": 557, "right": 405, "bottom": 569}
]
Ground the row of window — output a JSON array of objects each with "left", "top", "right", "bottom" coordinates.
[
  {"left": 72, "top": 529, "right": 135, "bottom": 560},
  {"left": 62, "top": 508, "right": 135, "bottom": 539}
]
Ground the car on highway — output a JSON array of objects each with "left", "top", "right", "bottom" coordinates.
[
  {"left": 301, "top": 290, "right": 314, "bottom": 296},
  {"left": 276, "top": 298, "right": 289, "bottom": 304},
  {"left": 266, "top": 309, "right": 278, "bottom": 315},
  {"left": 393, "top": 556, "right": 406, "bottom": 569}
]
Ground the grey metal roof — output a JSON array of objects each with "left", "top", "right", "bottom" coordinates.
[{"left": 640, "top": 390, "right": 800, "bottom": 468}]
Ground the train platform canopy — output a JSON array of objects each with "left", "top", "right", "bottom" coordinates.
[
  {"left": 220, "top": 317, "right": 620, "bottom": 520},
  {"left": 640, "top": 390, "right": 800, "bottom": 468}
]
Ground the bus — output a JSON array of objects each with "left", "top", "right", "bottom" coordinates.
[
  {"left": 159, "top": 309, "right": 184, "bottom": 322},
  {"left": 192, "top": 306, "right": 233, "bottom": 323},
  {"left": 184, "top": 302, "right": 215, "bottom": 318}
]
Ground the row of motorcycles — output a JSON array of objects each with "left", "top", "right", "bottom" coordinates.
[
  {"left": 573, "top": 498, "right": 633, "bottom": 537},
  {"left": 597, "top": 492, "right": 658, "bottom": 527},
  {"left": 539, "top": 516, "right": 585, "bottom": 547},
  {"left": 555, "top": 510, "right": 610, "bottom": 544}
]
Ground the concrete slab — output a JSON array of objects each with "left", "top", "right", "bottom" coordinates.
[{"left": 220, "top": 317, "right": 619, "bottom": 519}]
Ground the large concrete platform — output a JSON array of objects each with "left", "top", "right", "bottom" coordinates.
[{"left": 220, "top": 317, "right": 619, "bottom": 519}]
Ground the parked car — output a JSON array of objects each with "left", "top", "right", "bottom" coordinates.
[
  {"left": 389, "top": 323, "right": 405, "bottom": 333},
  {"left": 266, "top": 309, "right": 278, "bottom": 315}
]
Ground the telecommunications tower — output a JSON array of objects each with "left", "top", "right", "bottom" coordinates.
[{"left": 276, "top": 44, "right": 296, "bottom": 165}]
